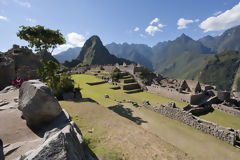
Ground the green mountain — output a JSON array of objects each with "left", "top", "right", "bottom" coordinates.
[
  {"left": 199, "top": 25, "right": 240, "bottom": 53},
  {"left": 53, "top": 47, "right": 81, "bottom": 63},
  {"left": 152, "top": 33, "right": 213, "bottom": 80},
  {"left": 198, "top": 50, "right": 240, "bottom": 91},
  {"left": 65, "top": 35, "right": 132, "bottom": 67},
  {"left": 106, "top": 42, "right": 153, "bottom": 70}
]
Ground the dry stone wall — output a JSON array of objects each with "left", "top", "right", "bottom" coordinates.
[
  {"left": 212, "top": 104, "right": 240, "bottom": 117},
  {"left": 142, "top": 101, "right": 237, "bottom": 145}
]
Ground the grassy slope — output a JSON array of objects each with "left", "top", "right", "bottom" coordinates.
[
  {"left": 198, "top": 110, "right": 240, "bottom": 129},
  {"left": 59, "top": 74, "right": 240, "bottom": 159},
  {"left": 198, "top": 51, "right": 240, "bottom": 90},
  {"left": 61, "top": 101, "right": 191, "bottom": 160},
  {"left": 72, "top": 74, "right": 187, "bottom": 108},
  {"left": 74, "top": 74, "right": 240, "bottom": 129}
]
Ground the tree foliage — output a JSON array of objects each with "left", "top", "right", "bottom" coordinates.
[
  {"left": 17, "top": 25, "right": 66, "bottom": 53},
  {"left": 37, "top": 59, "right": 74, "bottom": 99},
  {"left": 110, "top": 68, "right": 121, "bottom": 82}
]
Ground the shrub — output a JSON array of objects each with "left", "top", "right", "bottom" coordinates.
[{"left": 110, "top": 68, "right": 121, "bottom": 82}]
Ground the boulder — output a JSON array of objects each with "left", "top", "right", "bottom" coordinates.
[
  {"left": 15, "top": 121, "right": 93, "bottom": 160},
  {"left": 168, "top": 102, "right": 176, "bottom": 108},
  {"left": 104, "top": 94, "right": 109, "bottom": 98},
  {"left": 18, "top": 80, "right": 62, "bottom": 127},
  {"left": 0, "top": 139, "right": 4, "bottom": 160}
]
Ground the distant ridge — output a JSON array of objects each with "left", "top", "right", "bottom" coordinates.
[{"left": 53, "top": 47, "right": 81, "bottom": 63}]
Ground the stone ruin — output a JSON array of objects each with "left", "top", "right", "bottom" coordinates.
[
  {"left": 142, "top": 101, "right": 239, "bottom": 146},
  {"left": 0, "top": 45, "right": 41, "bottom": 90}
]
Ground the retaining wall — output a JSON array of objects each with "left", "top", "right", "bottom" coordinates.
[
  {"left": 212, "top": 104, "right": 240, "bottom": 117},
  {"left": 142, "top": 101, "right": 237, "bottom": 145}
]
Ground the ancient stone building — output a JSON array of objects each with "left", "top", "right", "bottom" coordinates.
[{"left": 186, "top": 80, "right": 202, "bottom": 94}]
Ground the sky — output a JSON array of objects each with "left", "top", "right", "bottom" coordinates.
[{"left": 0, "top": 0, "right": 240, "bottom": 54}]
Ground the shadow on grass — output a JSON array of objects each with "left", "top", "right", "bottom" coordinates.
[
  {"left": 108, "top": 105, "right": 147, "bottom": 125},
  {"left": 72, "top": 98, "right": 99, "bottom": 104}
]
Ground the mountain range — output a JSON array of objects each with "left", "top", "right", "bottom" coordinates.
[
  {"left": 53, "top": 47, "right": 81, "bottom": 63},
  {"left": 55, "top": 25, "right": 240, "bottom": 90},
  {"left": 62, "top": 35, "right": 132, "bottom": 68}
]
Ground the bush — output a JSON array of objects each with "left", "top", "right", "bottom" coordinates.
[
  {"left": 110, "top": 68, "right": 121, "bottom": 82},
  {"left": 37, "top": 59, "right": 75, "bottom": 99}
]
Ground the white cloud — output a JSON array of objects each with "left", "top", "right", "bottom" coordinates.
[
  {"left": 145, "top": 25, "right": 162, "bottom": 36},
  {"left": 26, "top": 18, "right": 36, "bottom": 23},
  {"left": 200, "top": 2, "right": 240, "bottom": 32},
  {"left": 14, "top": 0, "right": 31, "bottom": 8},
  {"left": 68, "top": 32, "right": 85, "bottom": 47},
  {"left": 54, "top": 32, "right": 86, "bottom": 55},
  {"left": 0, "top": 15, "right": 7, "bottom": 21},
  {"left": 195, "top": 19, "right": 200, "bottom": 22},
  {"left": 213, "top": 11, "right": 222, "bottom": 16},
  {"left": 177, "top": 18, "right": 195, "bottom": 29},
  {"left": 134, "top": 27, "right": 140, "bottom": 32},
  {"left": 150, "top": 18, "right": 159, "bottom": 25},
  {"left": 158, "top": 23, "right": 166, "bottom": 28}
]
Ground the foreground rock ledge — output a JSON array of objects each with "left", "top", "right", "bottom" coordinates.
[{"left": 18, "top": 80, "right": 62, "bottom": 127}]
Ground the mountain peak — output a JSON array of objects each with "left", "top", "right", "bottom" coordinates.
[
  {"left": 76, "top": 35, "right": 132, "bottom": 65},
  {"left": 175, "top": 33, "right": 193, "bottom": 43}
]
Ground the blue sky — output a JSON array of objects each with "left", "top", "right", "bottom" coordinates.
[{"left": 0, "top": 0, "right": 240, "bottom": 54}]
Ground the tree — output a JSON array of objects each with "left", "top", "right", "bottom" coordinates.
[
  {"left": 17, "top": 25, "right": 66, "bottom": 53},
  {"left": 37, "top": 59, "right": 74, "bottom": 99}
]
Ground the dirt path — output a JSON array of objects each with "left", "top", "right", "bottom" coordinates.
[{"left": 61, "top": 101, "right": 192, "bottom": 160}]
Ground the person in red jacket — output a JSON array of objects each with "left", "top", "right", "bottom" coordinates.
[{"left": 13, "top": 77, "right": 24, "bottom": 87}]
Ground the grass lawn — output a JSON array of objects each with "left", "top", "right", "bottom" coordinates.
[
  {"left": 60, "top": 101, "right": 191, "bottom": 160},
  {"left": 198, "top": 109, "right": 240, "bottom": 129},
  {"left": 72, "top": 74, "right": 240, "bottom": 129},
  {"left": 72, "top": 74, "right": 187, "bottom": 108}
]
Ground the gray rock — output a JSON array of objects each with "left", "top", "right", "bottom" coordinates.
[
  {"left": 104, "top": 94, "right": 109, "bottom": 98},
  {"left": 0, "top": 139, "right": 4, "bottom": 160},
  {"left": 18, "top": 80, "right": 62, "bottom": 127},
  {"left": 15, "top": 121, "right": 93, "bottom": 160},
  {"left": 168, "top": 102, "right": 176, "bottom": 108}
]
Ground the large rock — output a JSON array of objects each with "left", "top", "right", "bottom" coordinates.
[
  {"left": 18, "top": 80, "right": 62, "bottom": 127},
  {"left": 15, "top": 110, "right": 94, "bottom": 160},
  {"left": 0, "top": 56, "right": 15, "bottom": 90}
]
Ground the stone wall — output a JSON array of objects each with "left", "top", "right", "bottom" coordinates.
[
  {"left": 0, "top": 56, "right": 15, "bottom": 90},
  {"left": 190, "top": 93, "right": 206, "bottom": 105},
  {"left": 147, "top": 85, "right": 206, "bottom": 105},
  {"left": 147, "top": 85, "right": 191, "bottom": 103},
  {"left": 121, "top": 83, "right": 140, "bottom": 90},
  {"left": 142, "top": 101, "right": 237, "bottom": 145},
  {"left": 212, "top": 104, "right": 240, "bottom": 117}
]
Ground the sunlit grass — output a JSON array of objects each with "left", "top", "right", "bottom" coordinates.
[{"left": 72, "top": 74, "right": 187, "bottom": 108}]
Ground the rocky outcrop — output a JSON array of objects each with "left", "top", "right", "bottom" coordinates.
[
  {"left": 0, "top": 139, "right": 3, "bottom": 160},
  {"left": 0, "top": 56, "right": 15, "bottom": 90},
  {"left": 15, "top": 120, "right": 93, "bottom": 160},
  {"left": 18, "top": 80, "right": 62, "bottom": 127}
]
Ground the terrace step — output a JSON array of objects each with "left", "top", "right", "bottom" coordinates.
[
  {"left": 124, "top": 89, "right": 143, "bottom": 94},
  {"left": 121, "top": 83, "right": 140, "bottom": 90}
]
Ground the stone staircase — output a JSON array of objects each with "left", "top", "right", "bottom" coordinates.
[{"left": 119, "top": 72, "right": 142, "bottom": 94}]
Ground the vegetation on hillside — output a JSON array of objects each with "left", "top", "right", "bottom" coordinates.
[{"left": 198, "top": 50, "right": 240, "bottom": 90}]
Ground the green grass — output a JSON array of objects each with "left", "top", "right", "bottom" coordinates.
[
  {"left": 198, "top": 109, "right": 240, "bottom": 129},
  {"left": 73, "top": 74, "right": 240, "bottom": 130},
  {"left": 72, "top": 74, "right": 187, "bottom": 108}
]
